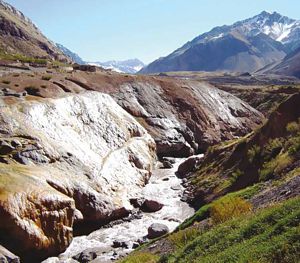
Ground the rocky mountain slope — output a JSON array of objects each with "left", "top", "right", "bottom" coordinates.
[
  {"left": 56, "top": 43, "right": 85, "bottom": 64},
  {"left": 266, "top": 46, "right": 300, "bottom": 78},
  {"left": 89, "top": 59, "right": 145, "bottom": 74},
  {"left": 0, "top": 0, "right": 69, "bottom": 62},
  {"left": 140, "top": 11, "right": 300, "bottom": 74}
]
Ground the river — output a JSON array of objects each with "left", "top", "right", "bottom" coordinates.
[{"left": 44, "top": 158, "right": 196, "bottom": 263}]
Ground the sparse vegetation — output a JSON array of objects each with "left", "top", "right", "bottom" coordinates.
[
  {"left": 210, "top": 196, "right": 252, "bottom": 224},
  {"left": 0, "top": 51, "right": 47, "bottom": 64},
  {"left": 41, "top": 75, "right": 52, "bottom": 81},
  {"left": 2, "top": 80, "right": 10, "bottom": 84},
  {"left": 230, "top": 169, "right": 244, "bottom": 183},
  {"left": 120, "top": 252, "right": 159, "bottom": 263},
  {"left": 247, "top": 144, "right": 261, "bottom": 163},
  {"left": 168, "top": 226, "right": 201, "bottom": 249}
]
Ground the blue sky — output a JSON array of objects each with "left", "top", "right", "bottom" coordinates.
[{"left": 5, "top": 0, "right": 300, "bottom": 63}]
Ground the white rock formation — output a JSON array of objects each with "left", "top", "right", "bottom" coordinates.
[{"left": 0, "top": 91, "right": 156, "bottom": 259}]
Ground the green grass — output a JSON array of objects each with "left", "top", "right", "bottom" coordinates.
[
  {"left": 119, "top": 252, "right": 159, "bottom": 263},
  {"left": 41, "top": 75, "right": 52, "bottom": 81},
  {"left": 0, "top": 52, "right": 47, "bottom": 64},
  {"left": 179, "top": 184, "right": 262, "bottom": 229},
  {"left": 164, "top": 197, "right": 300, "bottom": 263}
]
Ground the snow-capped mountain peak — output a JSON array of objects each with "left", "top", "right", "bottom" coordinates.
[
  {"left": 88, "top": 59, "right": 145, "bottom": 74},
  {"left": 239, "top": 11, "right": 299, "bottom": 43}
]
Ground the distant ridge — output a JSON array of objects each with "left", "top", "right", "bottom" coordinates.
[{"left": 140, "top": 11, "right": 300, "bottom": 74}]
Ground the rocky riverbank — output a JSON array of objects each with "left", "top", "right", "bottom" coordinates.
[{"left": 43, "top": 158, "right": 198, "bottom": 263}]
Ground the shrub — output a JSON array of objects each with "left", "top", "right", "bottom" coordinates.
[
  {"left": 2, "top": 80, "right": 10, "bottom": 84},
  {"left": 259, "top": 153, "right": 293, "bottom": 181},
  {"left": 263, "top": 138, "right": 283, "bottom": 161},
  {"left": 168, "top": 227, "right": 200, "bottom": 248},
  {"left": 287, "top": 134, "right": 300, "bottom": 155},
  {"left": 120, "top": 252, "right": 159, "bottom": 263},
  {"left": 247, "top": 145, "right": 261, "bottom": 163},
  {"left": 42, "top": 75, "right": 52, "bottom": 81},
  {"left": 286, "top": 121, "right": 299, "bottom": 134},
  {"left": 210, "top": 196, "right": 252, "bottom": 224},
  {"left": 230, "top": 169, "right": 244, "bottom": 183}
]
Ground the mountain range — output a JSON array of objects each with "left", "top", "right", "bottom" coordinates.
[
  {"left": 88, "top": 59, "right": 145, "bottom": 74},
  {"left": 140, "top": 11, "right": 300, "bottom": 74}
]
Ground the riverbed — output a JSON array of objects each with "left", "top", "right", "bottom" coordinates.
[{"left": 44, "top": 158, "right": 196, "bottom": 263}]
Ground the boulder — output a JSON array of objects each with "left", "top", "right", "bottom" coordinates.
[
  {"left": 177, "top": 155, "right": 204, "bottom": 178},
  {"left": 147, "top": 223, "right": 169, "bottom": 239},
  {"left": 0, "top": 141, "right": 14, "bottom": 155},
  {"left": 112, "top": 241, "right": 130, "bottom": 249},
  {"left": 0, "top": 245, "right": 20, "bottom": 263},
  {"left": 141, "top": 200, "right": 164, "bottom": 213},
  {"left": 73, "top": 249, "right": 97, "bottom": 263},
  {"left": 161, "top": 160, "right": 173, "bottom": 169},
  {"left": 129, "top": 198, "right": 145, "bottom": 208}
]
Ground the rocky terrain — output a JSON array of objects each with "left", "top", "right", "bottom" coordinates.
[
  {"left": 140, "top": 11, "right": 300, "bottom": 74},
  {"left": 0, "top": 70, "right": 264, "bottom": 157},
  {"left": 0, "top": 90, "right": 156, "bottom": 262},
  {"left": 266, "top": 46, "right": 300, "bottom": 78},
  {"left": 121, "top": 87, "right": 300, "bottom": 263},
  {"left": 0, "top": 1, "right": 70, "bottom": 63},
  {"left": 0, "top": 1, "right": 299, "bottom": 263},
  {"left": 0, "top": 66, "right": 265, "bottom": 262}
]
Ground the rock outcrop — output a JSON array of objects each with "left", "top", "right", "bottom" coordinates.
[
  {"left": 0, "top": 71, "right": 264, "bottom": 158},
  {"left": 0, "top": 245, "right": 20, "bottom": 263},
  {"left": 0, "top": 92, "right": 156, "bottom": 261}
]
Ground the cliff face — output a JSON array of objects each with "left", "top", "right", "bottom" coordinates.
[
  {"left": 0, "top": 71, "right": 264, "bottom": 158},
  {"left": 0, "top": 92, "right": 156, "bottom": 261}
]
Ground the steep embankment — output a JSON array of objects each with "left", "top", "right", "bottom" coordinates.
[
  {"left": 120, "top": 89, "right": 300, "bottom": 263},
  {"left": 184, "top": 93, "right": 300, "bottom": 206},
  {"left": 0, "top": 70, "right": 264, "bottom": 158},
  {"left": 267, "top": 46, "right": 300, "bottom": 78},
  {"left": 0, "top": 92, "right": 156, "bottom": 262},
  {"left": 0, "top": 0, "right": 69, "bottom": 62}
]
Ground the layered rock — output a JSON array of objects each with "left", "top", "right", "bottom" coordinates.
[
  {"left": 112, "top": 79, "right": 264, "bottom": 156},
  {"left": 0, "top": 71, "right": 264, "bottom": 158},
  {"left": 0, "top": 92, "right": 156, "bottom": 261}
]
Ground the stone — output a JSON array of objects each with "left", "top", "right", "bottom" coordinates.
[
  {"left": 132, "top": 242, "right": 140, "bottom": 249},
  {"left": 162, "top": 160, "right": 173, "bottom": 169},
  {"left": 129, "top": 198, "right": 145, "bottom": 208},
  {"left": 0, "top": 141, "right": 14, "bottom": 155},
  {"left": 10, "top": 140, "right": 22, "bottom": 148},
  {"left": 171, "top": 185, "right": 181, "bottom": 191},
  {"left": 147, "top": 223, "right": 169, "bottom": 239},
  {"left": 0, "top": 245, "right": 20, "bottom": 263},
  {"left": 141, "top": 200, "right": 163, "bottom": 213},
  {"left": 73, "top": 249, "right": 97, "bottom": 263},
  {"left": 177, "top": 155, "right": 204, "bottom": 178},
  {"left": 112, "top": 241, "right": 129, "bottom": 249}
]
